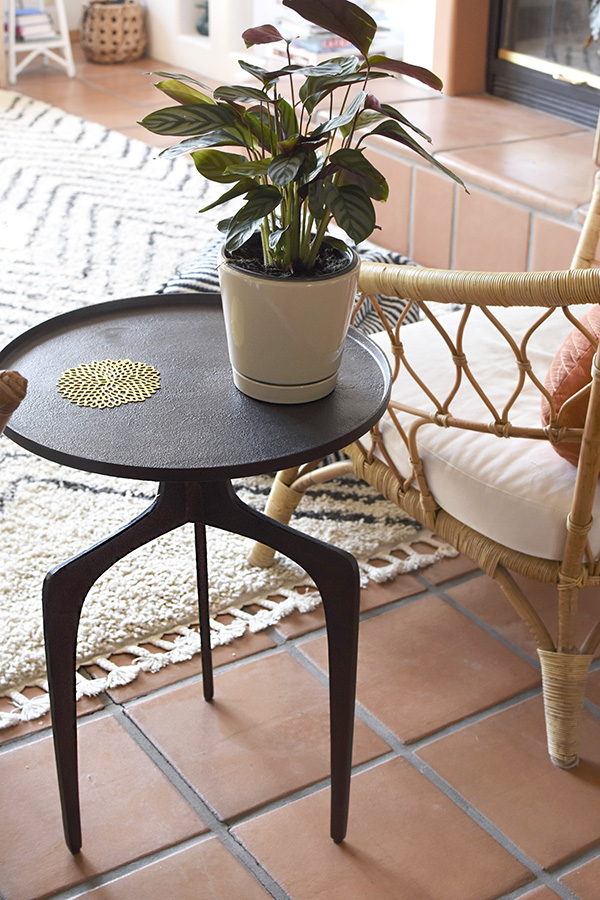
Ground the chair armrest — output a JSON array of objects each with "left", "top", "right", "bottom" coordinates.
[{"left": 358, "top": 263, "right": 600, "bottom": 309}]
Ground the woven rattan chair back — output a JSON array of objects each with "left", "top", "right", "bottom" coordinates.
[{"left": 345, "top": 172, "right": 600, "bottom": 768}]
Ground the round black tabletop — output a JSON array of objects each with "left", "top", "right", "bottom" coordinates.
[{"left": 0, "top": 293, "right": 391, "bottom": 481}]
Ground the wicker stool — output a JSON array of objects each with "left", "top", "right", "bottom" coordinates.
[{"left": 80, "top": 0, "right": 146, "bottom": 64}]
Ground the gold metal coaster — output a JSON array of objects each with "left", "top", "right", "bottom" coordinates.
[{"left": 57, "top": 359, "right": 160, "bottom": 408}]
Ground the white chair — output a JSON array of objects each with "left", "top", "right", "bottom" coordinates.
[{"left": 6, "top": 0, "right": 75, "bottom": 83}]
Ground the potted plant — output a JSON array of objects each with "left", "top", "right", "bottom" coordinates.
[{"left": 139, "top": 0, "right": 464, "bottom": 403}]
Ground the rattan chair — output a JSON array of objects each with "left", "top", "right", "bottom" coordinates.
[
  {"left": 0, "top": 370, "right": 27, "bottom": 434},
  {"left": 250, "top": 171, "right": 600, "bottom": 770}
]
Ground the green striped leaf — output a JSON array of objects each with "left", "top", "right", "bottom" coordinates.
[
  {"left": 379, "top": 103, "right": 431, "bottom": 143},
  {"left": 139, "top": 103, "right": 238, "bottom": 137},
  {"left": 225, "top": 158, "right": 272, "bottom": 176},
  {"left": 190, "top": 149, "right": 249, "bottom": 183},
  {"left": 198, "top": 178, "right": 256, "bottom": 213},
  {"left": 159, "top": 130, "right": 251, "bottom": 158},
  {"left": 269, "top": 226, "right": 289, "bottom": 249},
  {"left": 325, "top": 183, "right": 375, "bottom": 243},
  {"left": 369, "top": 120, "right": 466, "bottom": 190},
  {"left": 225, "top": 186, "right": 283, "bottom": 251},
  {"left": 154, "top": 78, "right": 215, "bottom": 106},
  {"left": 328, "top": 148, "right": 388, "bottom": 201},
  {"left": 278, "top": 98, "right": 299, "bottom": 140},
  {"left": 312, "top": 91, "right": 366, "bottom": 136},
  {"left": 214, "top": 84, "right": 275, "bottom": 104},
  {"left": 340, "top": 109, "right": 384, "bottom": 138},
  {"left": 268, "top": 152, "right": 306, "bottom": 186},
  {"left": 151, "top": 72, "right": 216, "bottom": 92},
  {"left": 307, "top": 179, "right": 328, "bottom": 219}
]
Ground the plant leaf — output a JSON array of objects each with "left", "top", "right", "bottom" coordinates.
[
  {"left": 225, "top": 158, "right": 272, "bottom": 176},
  {"left": 244, "top": 107, "right": 279, "bottom": 153},
  {"left": 225, "top": 186, "right": 283, "bottom": 250},
  {"left": 378, "top": 102, "right": 431, "bottom": 142},
  {"left": 237, "top": 59, "right": 281, "bottom": 90},
  {"left": 307, "top": 179, "right": 328, "bottom": 218},
  {"left": 150, "top": 71, "right": 216, "bottom": 92},
  {"left": 339, "top": 108, "right": 384, "bottom": 138},
  {"left": 139, "top": 103, "right": 238, "bottom": 137},
  {"left": 364, "top": 55, "right": 444, "bottom": 92},
  {"left": 214, "top": 84, "right": 275, "bottom": 104},
  {"left": 158, "top": 130, "right": 251, "bottom": 158},
  {"left": 278, "top": 98, "right": 299, "bottom": 139},
  {"left": 325, "top": 183, "right": 376, "bottom": 243},
  {"left": 369, "top": 120, "right": 467, "bottom": 189},
  {"left": 190, "top": 149, "right": 249, "bottom": 183},
  {"left": 328, "top": 148, "right": 388, "bottom": 201},
  {"left": 154, "top": 78, "right": 215, "bottom": 106},
  {"left": 269, "top": 226, "right": 289, "bottom": 249},
  {"left": 268, "top": 152, "right": 306, "bottom": 186},
  {"left": 242, "top": 24, "right": 286, "bottom": 47},
  {"left": 198, "top": 178, "right": 256, "bottom": 213},
  {"left": 312, "top": 91, "right": 366, "bottom": 136},
  {"left": 281, "top": 0, "right": 376, "bottom": 57},
  {"left": 324, "top": 235, "right": 349, "bottom": 253},
  {"left": 294, "top": 55, "right": 361, "bottom": 79}
]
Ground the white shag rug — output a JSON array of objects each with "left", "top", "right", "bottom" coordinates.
[{"left": 0, "top": 90, "right": 456, "bottom": 728}]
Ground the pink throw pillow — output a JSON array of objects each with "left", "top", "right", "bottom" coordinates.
[{"left": 541, "top": 305, "right": 600, "bottom": 466}]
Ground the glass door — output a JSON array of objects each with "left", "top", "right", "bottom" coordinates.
[{"left": 488, "top": 0, "right": 600, "bottom": 126}]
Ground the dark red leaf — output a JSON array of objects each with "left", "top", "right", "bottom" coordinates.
[
  {"left": 364, "top": 93, "right": 383, "bottom": 112},
  {"left": 366, "top": 55, "right": 443, "bottom": 92},
  {"left": 282, "top": 0, "right": 376, "bottom": 57},
  {"left": 242, "top": 24, "right": 285, "bottom": 47}
]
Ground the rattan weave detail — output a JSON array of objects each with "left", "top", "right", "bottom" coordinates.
[{"left": 538, "top": 649, "right": 594, "bottom": 767}]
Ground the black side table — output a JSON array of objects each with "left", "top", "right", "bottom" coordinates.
[{"left": 0, "top": 293, "right": 391, "bottom": 853}]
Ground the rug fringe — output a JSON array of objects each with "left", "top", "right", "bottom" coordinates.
[{"left": 0, "top": 534, "right": 456, "bottom": 731}]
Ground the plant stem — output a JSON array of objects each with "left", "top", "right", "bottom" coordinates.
[
  {"left": 260, "top": 221, "right": 271, "bottom": 267},
  {"left": 306, "top": 211, "right": 332, "bottom": 269},
  {"left": 286, "top": 40, "right": 296, "bottom": 111}
]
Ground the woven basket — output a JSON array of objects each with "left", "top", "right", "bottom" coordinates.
[{"left": 80, "top": 0, "right": 147, "bottom": 64}]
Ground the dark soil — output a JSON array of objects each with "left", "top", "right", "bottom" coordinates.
[{"left": 225, "top": 233, "right": 354, "bottom": 279}]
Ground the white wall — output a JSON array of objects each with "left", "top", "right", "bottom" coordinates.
[
  {"left": 62, "top": 0, "right": 84, "bottom": 30},
  {"left": 143, "top": 0, "right": 255, "bottom": 81}
]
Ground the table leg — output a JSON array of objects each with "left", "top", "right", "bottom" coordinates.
[
  {"left": 194, "top": 523, "right": 214, "bottom": 701},
  {"left": 189, "top": 480, "right": 360, "bottom": 844},
  {"left": 43, "top": 482, "right": 188, "bottom": 854},
  {"left": 45, "top": 477, "right": 359, "bottom": 852}
]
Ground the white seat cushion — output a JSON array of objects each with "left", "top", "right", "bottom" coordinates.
[{"left": 369, "top": 304, "right": 600, "bottom": 561}]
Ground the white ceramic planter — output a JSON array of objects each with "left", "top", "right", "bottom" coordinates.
[{"left": 218, "top": 247, "right": 360, "bottom": 404}]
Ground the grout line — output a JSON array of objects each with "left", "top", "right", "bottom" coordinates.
[
  {"left": 109, "top": 705, "right": 292, "bottom": 900},
  {"left": 413, "top": 571, "right": 544, "bottom": 669},
  {"left": 491, "top": 880, "right": 580, "bottom": 900},
  {"left": 43, "top": 834, "right": 217, "bottom": 900}
]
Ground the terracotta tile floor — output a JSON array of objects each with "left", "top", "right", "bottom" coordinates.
[{"left": 3, "top": 43, "right": 600, "bottom": 900}]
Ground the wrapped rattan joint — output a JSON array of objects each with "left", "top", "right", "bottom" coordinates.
[
  {"left": 538, "top": 649, "right": 594, "bottom": 768},
  {"left": 80, "top": 0, "right": 147, "bottom": 64}
]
